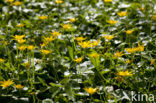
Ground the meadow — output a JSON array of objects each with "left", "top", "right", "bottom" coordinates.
[{"left": 0, "top": 0, "right": 156, "bottom": 103}]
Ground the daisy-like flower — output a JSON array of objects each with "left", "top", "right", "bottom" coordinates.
[
  {"left": 69, "top": 18, "right": 77, "bottom": 23},
  {"left": 6, "top": 0, "right": 14, "bottom": 3},
  {"left": 107, "top": 20, "right": 118, "bottom": 25},
  {"left": 84, "top": 87, "right": 97, "bottom": 95},
  {"left": 91, "top": 39, "right": 100, "bottom": 47},
  {"left": 75, "top": 37, "right": 86, "bottom": 42},
  {"left": 62, "top": 24, "right": 72, "bottom": 30},
  {"left": 74, "top": 57, "right": 83, "bottom": 63},
  {"left": 13, "top": 1, "right": 22, "bottom": 6},
  {"left": 125, "top": 43, "right": 144, "bottom": 53},
  {"left": 27, "top": 45, "right": 36, "bottom": 50},
  {"left": 13, "top": 35, "right": 25, "bottom": 41},
  {"left": 135, "top": 43, "right": 144, "bottom": 52},
  {"left": 125, "top": 59, "right": 131, "bottom": 64},
  {"left": 117, "top": 11, "right": 127, "bottom": 17},
  {"left": 56, "top": 0, "right": 63, "bottom": 4},
  {"left": 104, "top": 0, "right": 112, "bottom": 3},
  {"left": 103, "top": 35, "right": 114, "bottom": 40},
  {"left": 13, "top": 35, "right": 26, "bottom": 44},
  {"left": 78, "top": 41, "right": 91, "bottom": 48},
  {"left": 15, "top": 84, "right": 24, "bottom": 89},
  {"left": 43, "top": 36, "right": 55, "bottom": 43},
  {"left": 39, "top": 16, "right": 48, "bottom": 20},
  {"left": 114, "top": 51, "right": 124, "bottom": 58},
  {"left": 17, "top": 39, "right": 26, "bottom": 44},
  {"left": 51, "top": 31, "right": 61, "bottom": 37},
  {"left": 18, "top": 45, "right": 27, "bottom": 51},
  {"left": 40, "top": 49, "right": 51, "bottom": 55},
  {"left": 0, "top": 79, "right": 14, "bottom": 88},
  {"left": 126, "top": 29, "right": 134, "bottom": 34},
  {"left": 0, "top": 58, "right": 5, "bottom": 63},
  {"left": 117, "top": 71, "right": 132, "bottom": 77},
  {"left": 125, "top": 48, "right": 136, "bottom": 53}
]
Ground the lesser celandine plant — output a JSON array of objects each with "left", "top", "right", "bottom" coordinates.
[{"left": 0, "top": 0, "right": 155, "bottom": 102}]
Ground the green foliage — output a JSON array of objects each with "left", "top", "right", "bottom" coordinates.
[{"left": 0, "top": 0, "right": 156, "bottom": 102}]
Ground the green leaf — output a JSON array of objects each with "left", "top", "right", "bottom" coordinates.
[
  {"left": 51, "top": 88, "right": 61, "bottom": 98},
  {"left": 101, "top": 70, "right": 110, "bottom": 75},
  {"left": 65, "top": 84, "right": 75, "bottom": 101},
  {"left": 49, "top": 83, "right": 63, "bottom": 87},
  {"left": 37, "top": 77, "right": 47, "bottom": 86},
  {"left": 68, "top": 46, "right": 74, "bottom": 60},
  {"left": 0, "top": 35, "right": 5, "bottom": 39},
  {"left": 60, "top": 78, "right": 70, "bottom": 84}
]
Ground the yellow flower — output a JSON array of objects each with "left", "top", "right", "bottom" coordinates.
[
  {"left": 6, "top": 0, "right": 14, "bottom": 3},
  {"left": 75, "top": 37, "right": 86, "bottom": 42},
  {"left": 152, "top": 15, "right": 156, "bottom": 20},
  {"left": 150, "top": 59, "right": 155, "bottom": 65},
  {"left": 117, "top": 71, "right": 132, "bottom": 77},
  {"left": 13, "top": 1, "right": 22, "bottom": 6},
  {"left": 103, "top": 35, "right": 114, "bottom": 40},
  {"left": 107, "top": 20, "right": 118, "bottom": 25},
  {"left": 78, "top": 41, "right": 91, "bottom": 48},
  {"left": 0, "top": 80, "right": 14, "bottom": 88},
  {"left": 15, "top": 84, "right": 24, "bottom": 89},
  {"left": 104, "top": 0, "right": 112, "bottom": 3},
  {"left": 40, "top": 49, "right": 51, "bottom": 55},
  {"left": 126, "top": 59, "right": 131, "bottom": 64},
  {"left": 88, "top": 52, "right": 100, "bottom": 58},
  {"left": 126, "top": 30, "right": 134, "bottom": 34},
  {"left": 43, "top": 36, "right": 55, "bottom": 42},
  {"left": 51, "top": 31, "right": 61, "bottom": 37},
  {"left": 135, "top": 43, "right": 144, "bottom": 52},
  {"left": 16, "top": 23, "right": 24, "bottom": 27},
  {"left": 18, "top": 45, "right": 27, "bottom": 51},
  {"left": 91, "top": 39, "right": 100, "bottom": 47},
  {"left": 74, "top": 57, "right": 83, "bottom": 63},
  {"left": 17, "top": 39, "right": 26, "bottom": 44},
  {"left": 39, "top": 16, "right": 48, "bottom": 20},
  {"left": 40, "top": 43, "right": 47, "bottom": 47},
  {"left": 69, "top": 18, "right": 76, "bottom": 23},
  {"left": 125, "top": 48, "right": 136, "bottom": 53},
  {"left": 114, "top": 51, "right": 124, "bottom": 58},
  {"left": 56, "top": 0, "right": 63, "bottom": 4},
  {"left": 0, "top": 58, "right": 5, "bottom": 63},
  {"left": 62, "top": 24, "right": 72, "bottom": 30},
  {"left": 13, "top": 35, "right": 26, "bottom": 44},
  {"left": 27, "top": 45, "right": 36, "bottom": 50},
  {"left": 117, "top": 11, "right": 127, "bottom": 17},
  {"left": 13, "top": 35, "right": 25, "bottom": 41},
  {"left": 139, "top": 7, "right": 145, "bottom": 11},
  {"left": 125, "top": 43, "right": 144, "bottom": 53},
  {"left": 84, "top": 87, "right": 97, "bottom": 95}
]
